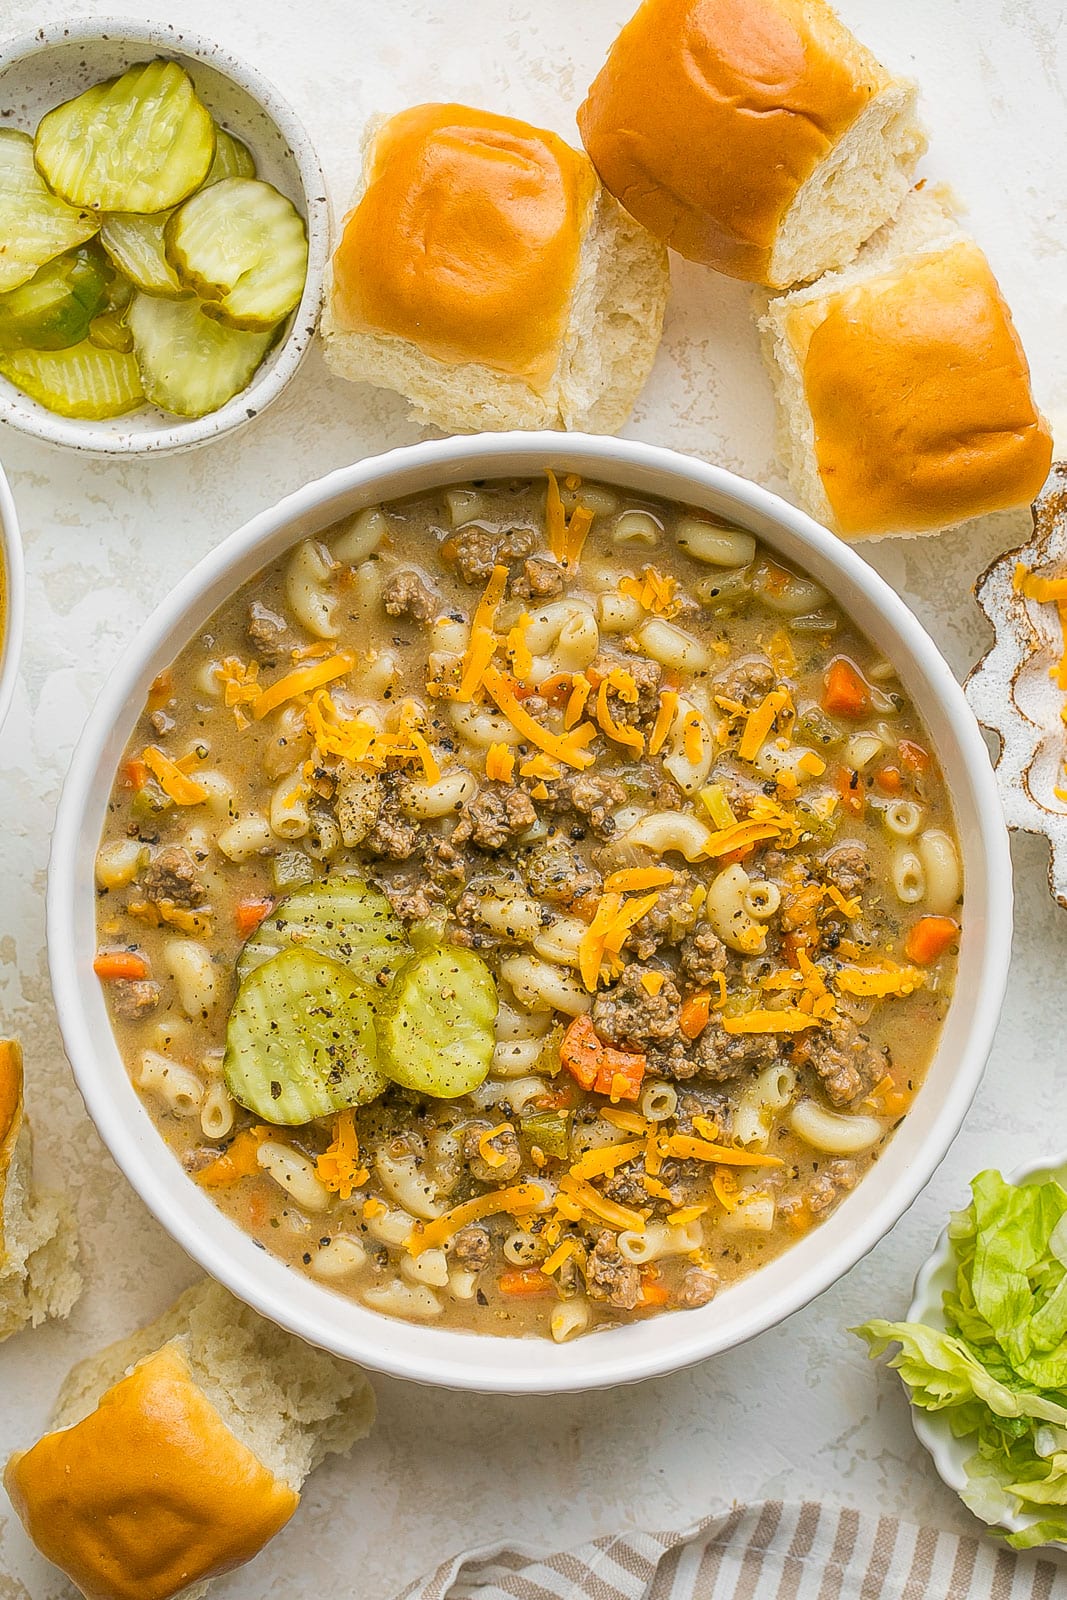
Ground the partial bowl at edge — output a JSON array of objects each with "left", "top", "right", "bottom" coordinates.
[{"left": 0, "top": 16, "right": 328, "bottom": 456}]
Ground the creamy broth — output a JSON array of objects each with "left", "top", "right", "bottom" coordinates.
[{"left": 94, "top": 474, "right": 960, "bottom": 1339}]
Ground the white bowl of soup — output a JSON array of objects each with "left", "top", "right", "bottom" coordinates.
[
  {"left": 0, "top": 461, "right": 24, "bottom": 733},
  {"left": 49, "top": 433, "right": 1011, "bottom": 1392}
]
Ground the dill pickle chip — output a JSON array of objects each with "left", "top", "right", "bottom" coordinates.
[
  {"left": 238, "top": 879, "right": 409, "bottom": 990},
  {"left": 128, "top": 292, "right": 273, "bottom": 417},
  {"left": 377, "top": 945, "right": 498, "bottom": 1098},
  {"left": 0, "top": 339, "right": 143, "bottom": 417},
  {"left": 205, "top": 126, "right": 256, "bottom": 185},
  {"left": 88, "top": 311, "right": 134, "bottom": 353},
  {"left": 100, "top": 211, "right": 190, "bottom": 297},
  {"left": 0, "top": 129, "right": 98, "bottom": 293},
  {"left": 0, "top": 243, "right": 110, "bottom": 352},
  {"left": 33, "top": 60, "right": 215, "bottom": 213},
  {"left": 165, "top": 176, "right": 308, "bottom": 330},
  {"left": 225, "top": 946, "right": 386, "bottom": 1125}
]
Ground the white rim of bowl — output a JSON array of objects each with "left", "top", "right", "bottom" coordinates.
[
  {"left": 908, "top": 1153, "right": 1067, "bottom": 1545},
  {"left": 48, "top": 432, "right": 1014, "bottom": 1391},
  {"left": 0, "top": 462, "right": 24, "bottom": 734},
  {"left": 0, "top": 17, "right": 327, "bottom": 456}
]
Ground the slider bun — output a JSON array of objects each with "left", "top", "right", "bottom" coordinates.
[
  {"left": 4, "top": 1279, "right": 375, "bottom": 1600},
  {"left": 577, "top": 0, "right": 925, "bottom": 288},
  {"left": 0, "top": 1038, "right": 80, "bottom": 1342},
  {"left": 758, "top": 188, "right": 1054, "bottom": 538},
  {"left": 322, "top": 103, "right": 669, "bottom": 432}
]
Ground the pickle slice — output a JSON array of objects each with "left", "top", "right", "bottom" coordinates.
[
  {"left": 166, "top": 177, "right": 308, "bottom": 330},
  {"left": 0, "top": 339, "right": 143, "bottom": 417},
  {"left": 100, "top": 212, "right": 189, "bottom": 297},
  {"left": 88, "top": 311, "right": 134, "bottom": 353},
  {"left": 34, "top": 60, "right": 215, "bottom": 213},
  {"left": 0, "top": 129, "right": 98, "bottom": 293},
  {"left": 377, "top": 945, "right": 497, "bottom": 1099},
  {"left": 237, "top": 879, "right": 409, "bottom": 990},
  {"left": 225, "top": 946, "right": 386, "bottom": 1125},
  {"left": 0, "top": 244, "right": 110, "bottom": 352},
  {"left": 128, "top": 292, "right": 273, "bottom": 417},
  {"left": 205, "top": 126, "right": 256, "bottom": 186}
]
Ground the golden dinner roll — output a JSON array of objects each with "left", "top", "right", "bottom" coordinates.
[
  {"left": 4, "top": 1278, "right": 375, "bottom": 1600},
  {"left": 758, "top": 187, "right": 1054, "bottom": 538},
  {"left": 321, "top": 102, "right": 670, "bottom": 432},
  {"left": 0, "top": 1037, "right": 80, "bottom": 1342},
  {"left": 577, "top": 0, "right": 925, "bottom": 287}
]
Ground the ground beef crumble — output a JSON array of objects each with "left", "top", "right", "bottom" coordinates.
[
  {"left": 109, "top": 978, "right": 160, "bottom": 1019},
  {"left": 382, "top": 568, "right": 440, "bottom": 623},
  {"left": 583, "top": 1229, "right": 641, "bottom": 1310},
  {"left": 592, "top": 964, "right": 681, "bottom": 1049},
  {"left": 246, "top": 600, "right": 294, "bottom": 662},
  {"left": 790, "top": 1013, "right": 886, "bottom": 1106},
  {"left": 141, "top": 845, "right": 206, "bottom": 908},
  {"left": 452, "top": 786, "right": 537, "bottom": 851},
  {"left": 821, "top": 842, "right": 872, "bottom": 897},
  {"left": 447, "top": 524, "right": 538, "bottom": 585}
]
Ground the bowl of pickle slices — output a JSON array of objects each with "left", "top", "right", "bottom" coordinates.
[{"left": 0, "top": 18, "right": 327, "bottom": 454}]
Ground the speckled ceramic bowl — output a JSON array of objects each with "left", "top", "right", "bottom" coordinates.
[
  {"left": 908, "top": 1152, "right": 1067, "bottom": 1551},
  {"left": 0, "top": 18, "right": 327, "bottom": 455},
  {"left": 0, "top": 460, "right": 24, "bottom": 734},
  {"left": 967, "top": 463, "right": 1067, "bottom": 908},
  {"left": 49, "top": 434, "right": 1013, "bottom": 1392}
]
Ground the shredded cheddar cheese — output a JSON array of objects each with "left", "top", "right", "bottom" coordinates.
[
  {"left": 603, "top": 867, "right": 675, "bottom": 894},
  {"left": 569, "top": 1141, "right": 645, "bottom": 1181},
  {"left": 834, "top": 964, "right": 926, "bottom": 998},
  {"left": 252, "top": 653, "right": 355, "bottom": 719},
  {"left": 406, "top": 1182, "right": 545, "bottom": 1256},
  {"left": 664, "top": 1134, "right": 784, "bottom": 1168},
  {"left": 485, "top": 743, "right": 516, "bottom": 783},
  {"left": 720, "top": 1007, "right": 821, "bottom": 1035},
  {"left": 141, "top": 746, "right": 208, "bottom": 806},
  {"left": 619, "top": 566, "right": 681, "bottom": 618},
  {"left": 577, "top": 890, "right": 661, "bottom": 991},
  {"left": 557, "top": 1173, "right": 646, "bottom": 1232},
  {"left": 737, "top": 688, "right": 791, "bottom": 762},
  {"left": 315, "top": 1110, "right": 369, "bottom": 1200},
  {"left": 482, "top": 665, "right": 596, "bottom": 770},
  {"left": 648, "top": 689, "right": 680, "bottom": 756}
]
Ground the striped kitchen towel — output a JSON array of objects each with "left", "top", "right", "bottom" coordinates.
[{"left": 398, "top": 1501, "right": 1067, "bottom": 1600}]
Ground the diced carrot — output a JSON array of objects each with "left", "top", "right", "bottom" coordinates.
[
  {"left": 235, "top": 897, "right": 274, "bottom": 937},
  {"left": 197, "top": 1127, "right": 268, "bottom": 1189},
  {"left": 534, "top": 1080, "right": 583, "bottom": 1113},
  {"left": 498, "top": 1269, "right": 554, "bottom": 1296},
  {"left": 836, "top": 765, "right": 865, "bottom": 817},
  {"left": 898, "top": 738, "right": 930, "bottom": 775},
  {"left": 822, "top": 657, "right": 872, "bottom": 719},
  {"left": 875, "top": 764, "right": 903, "bottom": 795},
  {"left": 93, "top": 950, "right": 149, "bottom": 981},
  {"left": 638, "top": 1269, "right": 670, "bottom": 1307},
  {"left": 595, "top": 1049, "right": 646, "bottom": 1102},
  {"left": 679, "top": 991, "right": 712, "bottom": 1041},
  {"left": 146, "top": 669, "right": 173, "bottom": 711},
  {"left": 785, "top": 1203, "right": 813, "bottom": 1234},
  {"left": 717, "top": 844, "right": 756, "bottom": 866},
  {"left": 904, "top": 915, "right": 959, "bottom": 966},
  {"left": 559, "top": 1015, "right": 603, "bottom": 1091},
  {"left": 120, "top": 758, "right": 148, "bottom": 791}
]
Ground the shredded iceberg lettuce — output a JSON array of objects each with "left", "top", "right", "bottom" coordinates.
[{"left": 855, "top": 1169, "right": 1067, "bottom": 1549}]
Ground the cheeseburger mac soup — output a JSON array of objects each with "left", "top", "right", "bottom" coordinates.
[{"left": 94, "top": 474, "right": 961, "bottom": 1340}]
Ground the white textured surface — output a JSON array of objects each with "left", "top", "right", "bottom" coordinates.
[{"left": 0, "top": 0, "right": 1065, "bottom": 1595}]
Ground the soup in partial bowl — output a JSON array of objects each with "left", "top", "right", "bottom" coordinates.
[{"left": 49, "top": 433, "right": 1011, "bottom": 1391}]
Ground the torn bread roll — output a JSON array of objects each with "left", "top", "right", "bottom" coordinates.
[
  {"left": 0, "top": 1037, "right": 80, "bottom": 1341},
  {"left": 758, "top": 188, "right": 1054, "bottom": 539},
  {"left": 321, "top": 102, "right": 670, "bottom": 432},
  {"left": 4, "top": 1278, "right": 375, "bottom": 1600},
  {"left": 577, "top": 0, "right": 925, "bottom": 287}
]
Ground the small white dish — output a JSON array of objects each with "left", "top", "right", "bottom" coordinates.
[
  {"left": 0, "top": 459, "right": 24, "bottom": 734},
  {"left": 49, "top": 431, "right": 1012, "bottom": 1393},
  {"left": 0, "top": 17, "right": 328, "bottom": 456},
  {"left": 967, "top": 463, "right": 1067, "bottom": 907},
  {"left": 907, "top": 1151, "right": 1067, "bottom": 1551}
]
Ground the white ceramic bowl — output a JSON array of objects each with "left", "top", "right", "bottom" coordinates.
[
  {"left": 908, "top": 1153, "right": 1067, "bottom": 1550},
  {"left": 0, "top": 18, "right": 327, "bottom": 455},
  {"left": 0, "top": 461, "right": 24, "bottom": 733},
  {"left": 48, "top": 432, "right": 1013, "bottom": 1392}
]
